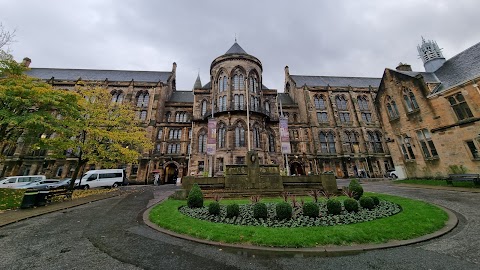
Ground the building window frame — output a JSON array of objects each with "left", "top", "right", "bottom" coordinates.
[{"left": 448, "top": 92, "right": 474, "bottom": 121}]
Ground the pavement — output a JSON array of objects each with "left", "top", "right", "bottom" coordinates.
[{"left": 0, "top": 182, "right": 479, "bottom": 269}]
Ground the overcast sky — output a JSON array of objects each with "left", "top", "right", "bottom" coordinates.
[{"left": 1, "top": 0, "right": 479, "bottom": 91}]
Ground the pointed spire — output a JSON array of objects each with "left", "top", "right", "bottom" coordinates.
[
  {"left": 225, "top": 42, "right": 248, "bottom": 55},
  {"left": 193, "top": 73, "right": 202, "bottom": 90}
]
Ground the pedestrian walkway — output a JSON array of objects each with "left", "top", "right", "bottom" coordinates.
[{"left": 0, "top": 189, "right": 127, "bottom": 227}]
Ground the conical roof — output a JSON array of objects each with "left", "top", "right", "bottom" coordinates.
[
  {"left": 193, "top": 73, "right": 202, "bottom": 89},
  {"left": 225, "top": 42, "right": 248, "bottom": 55}
]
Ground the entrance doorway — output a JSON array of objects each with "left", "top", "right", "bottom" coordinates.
[
  {"left": 290, "top": 162, "right": 305, "bottom": 176},
  {"left": 164, "top": 163, "right": 178, "bottom": 184}
]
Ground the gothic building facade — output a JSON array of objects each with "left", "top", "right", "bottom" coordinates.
[
  {"left": 376, "top": 39, "right": 480, "bottom": 178},
  {"left": 2, "top": 39, "right": 478, "bottom": 182}
]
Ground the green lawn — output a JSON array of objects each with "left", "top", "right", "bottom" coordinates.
[
  {"left": 149, "top": 193, "right": 448, "bottom": 247},
  {"left": 0, "top": 188, "right": 26, "bottom": 210},
  {"left": 394, "top": 179, "right": 479, "bottom": 188}
]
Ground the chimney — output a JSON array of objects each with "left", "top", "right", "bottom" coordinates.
[
  {"left": 22, "top": 57, "right": 31, "bottom": 68},
  {"left": 396, "top": 62, "right": 412, "bottom": 71}
]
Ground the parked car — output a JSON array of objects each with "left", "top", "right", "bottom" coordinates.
[
  {"left": 13, "top": 179, "right": 60, "bottom": 189},
  {"left": 78, "top": 169, "right": 126, "bottom": 189},
  {"left": 46, "top": 178, "right": 79, "bottom": 189},
  {"left": 0, "top": 175, "right": 46, "bottom": 188},
  {"left": 386, "top": 169, "right": 398, "bottom": 178}
]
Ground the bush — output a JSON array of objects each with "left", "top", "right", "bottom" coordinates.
[
  {"left": 276, "top": 202, "right": 292, "bottom": 220},
  {"left": 343, "top": 198, "right": 359, "bottom": 212},
  {"left": 371, "top": 196, "right": 380, "bottom": 206},
  {"left": 349, "top": 179, "right": 364, "bottom": 200},
  {"left": 326, "top": 199, "right": 342, "bottom": 215},
  {"left": 253, "top": 202, "right": 268, "bottom": 219},
  {"left": 187, "top": 183, "right": 204, "bottom": 208},
  {"left": 302, "top": 202, "right": 319, "bottom": 218},
  {"left": 359, "top": 197, "right": 375, "bottom": 210},
  {"left": 208, "top": 202, "right": 220, "bottom": 215},
  {"left": 226, "top": 203, "right": 239, "bottom": 218}
]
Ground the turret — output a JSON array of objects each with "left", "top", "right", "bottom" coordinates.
[{"left": 417, "top": 37, "right": 446, "bottom": 72}]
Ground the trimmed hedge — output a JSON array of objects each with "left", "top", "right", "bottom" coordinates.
[
  {"left": 349, "top": 179, "right": 364, "bottom": 200},
  {"left": 360, "top": 197, "right": 375, "bottom": 210},
  {"left": 371, "top": 196, "right": 380, "bottom": 206},
  {"left": 276, "top": 202, "right": 292, "bottom": 220},
  {"left": 226, "top": 203, "right": 240, "bottom": 218},
  {"left": 326, "top": 199, "right": 342, "bottom": 215},
  {"left": 344, "top": 198, "right": 359, "bottom": 212},
  {"left": 253, "top": 202, "right": 268, "bottom": 219},
  {"left": 187, "top": 183, "right": 204, "bottom": 208},
  {"left": 302, "top": 202, "right": 320, "bottom": 218},
  {"left": 208, "top": 202, "right": 220, "bottom": 215}
]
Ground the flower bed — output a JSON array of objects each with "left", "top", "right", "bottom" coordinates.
[{"left": 179, "top": 200, "right": 401, "bottom": 227}]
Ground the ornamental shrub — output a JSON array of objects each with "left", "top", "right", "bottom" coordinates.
[
  {"left": 187, "top": 183, "right": 204, "bottom": 208},
  {"left": 371, "top": 196, "right": 380, "bottom": 206},
  {"left": 226, "top": 203, "right": 239, "bottom": 218},
  {"left": 208, "top": 202, "right": 220, "bottom": 215},
  {"left": 359, "top": 196, "right": 375, "bottom": 210},
  {"left": 275, "top": 202, "right": 292, "bottom": 220},
  {"left": 349, "top": 179, "right": 364, "bottom": 200},
  {"left": 302, "top": 202, "right": 319, "bottom": 218},
  {"left": 343, "top": 198, "right": 359, "bottom": 212},
  {"left": 253, "top": 202, "right": 268, "bottom": 219},
  {"left": 326, "top": 199, "right": 342, "bottom": 215}
]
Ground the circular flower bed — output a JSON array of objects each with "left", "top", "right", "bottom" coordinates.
[{"left": 179, "top": 200, "right": 401, "bottom": 228}]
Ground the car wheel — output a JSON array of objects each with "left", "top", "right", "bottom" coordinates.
[
  {"left": 83, "top": 185, "right": 90, "bottom": 190},
  {"left": 391, "top": 174, "right": 397, "bottom": 179},
  {"left": 112, "top": 183, "right": 118, "bottom": 188}
]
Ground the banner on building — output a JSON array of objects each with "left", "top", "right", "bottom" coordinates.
[
  {"left": 279, "top": 117, "right": 291, "bottom": 154},
  {"left": 207, "top": 118, "right": 217, "bottom": 155}
]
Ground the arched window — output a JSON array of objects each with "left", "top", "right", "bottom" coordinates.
[
  {"left": 314, "top": 95, "right": 326, "bottom": 110},
  {"left": 268, "top": 132, "right": 275, "bottom": 152},
  {"left": 111, "top": 91, "right": 124, "bottom": 103},
  {"left": 385, "top": 96, "right": 400, "bottom": 120},
  {"left": 198, "top": 131, "right": 207, "bottom": 153},
  {"left": 335, "top": 96, "right": 348, "bottom": 110},
  {"left": 201, "top": 100, "right": 207, "bottom": 116},
  {"left": 368, "top": 131, "right": 383, "bottom": 153},
  {"left": 357, "top": 96, "right": 369, "bottom": 111},
  {"left": 319, "top": 131, "right": 336, "bottom": 153},
  {"left": 253, "top": 127, "right": 261, "bottom": 148},
  {"left": 218, "top": 74, "right": 227, "bottom": 92},
  {"left": 136, "top": 92, "right": 149, "bottom": 108},
  {"left": 344, "top": 131, "right": 359, "bottom": 153},
  {"left": 218, "top": 125, "right": 226, "bottom": 148},
  {"left": 157, "top": 128, "right": 163, "bottom": 140},
  {"left": 138, "top": 110, "right": 147, "bottom": 121},
  {"left": 448, "top": 93, "right": 473, "bottom": 121},
  {"left": 235, "top": 124, "right": 245, "bottom": 147},
  {"left": 265, "top": 101, "right": 270, "bottom": 114},
  {"left": 218, "top": 96, "right": 226, "bottom": 111},
  {"left": 233, "top": 74, "right": 245, "bottom": 90},
  {"left": 249, "top": 77, "right": 258, "bottom": 93},
  {"left": 403, "top": 87, "right": 419, "bottom": 112}
]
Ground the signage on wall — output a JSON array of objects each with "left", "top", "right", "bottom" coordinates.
[
  {"left": 207, "top": 118, "right": 217, "bottom": 155},
  {"left": 279, "top": 117, "right": 291, "bottom": 154}
]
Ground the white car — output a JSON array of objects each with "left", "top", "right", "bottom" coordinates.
[
  {"left": 13, "top": 179, "right": 60, "bottom": 189},
  {"left": 78, "top": 169, "right": 125, "bottom": 189},
  {"left": 0, "top": 175, "right": 46, "bottom": 188},
  {"left": 388, "top": 170, "right": 398, "bottom": 178}
]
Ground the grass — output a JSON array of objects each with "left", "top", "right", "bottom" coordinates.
[
  {"left": 149, "top": 193, "right": 449, "bottom": 247},
  {"left": 394, "top": 179, "right": 479, "bottom": 188},
  {"left": 0, "top": 188, "right": 26, "bottom": 210}
]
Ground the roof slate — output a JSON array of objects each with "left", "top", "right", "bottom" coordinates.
[
  {"left": 169, "top": 91, "right": 194, "bottom": 103},
  {"left": 278, "top": 93, "right": 295, "bottom": 105},
  {"left": 225, "top": 42, "right": 248, "bottom": 55},
  {"left": 26, "top": 68, "right": 171, "bottom": 83},
  {"left": 394, "top": 70, "right": 441, "bottom": 84},
  {"left": 290, "top": 75, "right": 381, "bottom": 88},
  {"left": 431, "top": 41, "right": 480, "bottom": 93}
]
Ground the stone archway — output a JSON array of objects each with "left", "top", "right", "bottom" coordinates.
[
  {"left": 289, "top": 161, "right": 305, "bottom": 176},
  {"left": 163, "top": 161, "right": 180, "bottom": 184}
]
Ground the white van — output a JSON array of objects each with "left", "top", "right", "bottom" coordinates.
[
  {"left": 0, "top": 175, "right": 47, "bottom": 188},
  {"left": 78, "top": 169, "right": 125, "bottom": 189}
]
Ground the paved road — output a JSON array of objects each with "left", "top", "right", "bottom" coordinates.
[{"left": 0, "top": 182, "right": 479, "bottom": 270}]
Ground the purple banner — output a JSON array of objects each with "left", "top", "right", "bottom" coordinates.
[
  {"left": 279, "top": 117, "right": 291, "bottom": 154},
  {"left": 207, "top": 118, "right": 217, "bottom": 155}
]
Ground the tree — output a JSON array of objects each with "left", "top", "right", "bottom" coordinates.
[
  {"left": 65, "top": 83, "right": 153, "bottom": 189},
  {"left": 0, "top": 59, "right": 82, "bottom": 161},
  {"left": 0, "top": 23, "right": 16, "bottom": 60}
]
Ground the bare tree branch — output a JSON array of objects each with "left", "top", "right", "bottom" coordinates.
[{"left": 0, "top": 23, "right": 16, "bottom": 50}]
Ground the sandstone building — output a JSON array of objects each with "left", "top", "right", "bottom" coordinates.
[
  {"left": 1, "top": 39, "right": 478, "bottom": 182},
  {"left": 376, "top": 38, "right": 480, "bottom": 178}
]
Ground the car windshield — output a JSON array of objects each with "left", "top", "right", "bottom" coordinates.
[{"left": 58, "top": 179, "right": 70, "bottom": 184}]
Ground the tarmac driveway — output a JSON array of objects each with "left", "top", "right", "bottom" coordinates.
[{"left": 0, "top": 182, "right": 479, "bottom": 270}]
